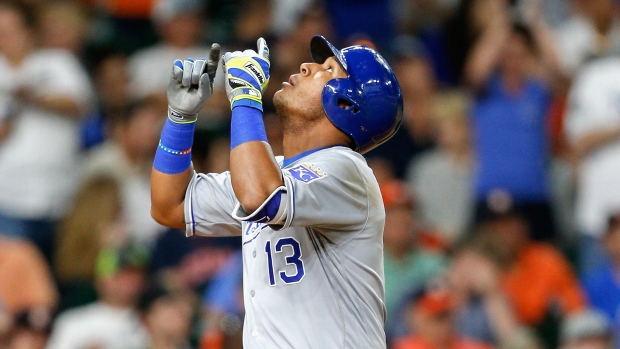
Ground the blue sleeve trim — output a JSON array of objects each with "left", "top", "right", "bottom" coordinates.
[{"left": 247, "top": 191, "right": 282, "bottom": 223}]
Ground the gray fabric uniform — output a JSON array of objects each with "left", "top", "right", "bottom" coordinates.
[{"left": 184, "top": 146, "right": 386, "bottom": 348}]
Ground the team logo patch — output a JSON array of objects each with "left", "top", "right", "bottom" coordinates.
[{"left": 288, "top": 163, "right": 327, "bottom": 183}]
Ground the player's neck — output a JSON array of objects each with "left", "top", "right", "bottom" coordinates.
[{"left": 282, "top": 119, "right": 346, "bottom": 159}]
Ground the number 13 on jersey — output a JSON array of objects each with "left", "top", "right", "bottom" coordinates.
[{"left": 265, "top": 237, "right": 305, "bottom": 285}]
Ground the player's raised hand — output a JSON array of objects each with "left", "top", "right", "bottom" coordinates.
[
  {"left": 222, "top": 37, "right": 270, "bottom": 111},
  {"left": 167, "top": 43, "right": 221, "bottom": 123}
]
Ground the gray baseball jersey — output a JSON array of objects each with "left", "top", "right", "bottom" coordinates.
[{"left": 184, "top": 146, "right": 386, "bottom": 348}]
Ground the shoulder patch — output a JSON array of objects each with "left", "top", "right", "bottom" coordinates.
[{"left": 288, "top": 163, "right": 327, "bottom": 183}]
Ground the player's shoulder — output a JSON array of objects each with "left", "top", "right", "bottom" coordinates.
[{"left": 281, "top": 146, "right": 372, "bottom": 185}]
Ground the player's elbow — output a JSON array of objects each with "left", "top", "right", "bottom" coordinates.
[
  {"left": 237, "top": 194, "right": 268, "bottom": 216},
  {"left": 150, "top": 205, "right": 185, "bottom": 229}
]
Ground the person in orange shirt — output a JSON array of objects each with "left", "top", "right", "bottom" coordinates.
[
  {"left": 475, "top": 193, "right": 587, "bottom": 327},
  {"left": 394, "top": 285, "right": 494, "bottom": 349}
]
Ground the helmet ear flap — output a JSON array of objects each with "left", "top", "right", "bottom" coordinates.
[{"left": 321, "top": 78, "right": 362, "bottom": 151}]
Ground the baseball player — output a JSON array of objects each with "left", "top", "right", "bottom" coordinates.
[{"left": 151, "top": 35, "right": 403, "bottom": 348}]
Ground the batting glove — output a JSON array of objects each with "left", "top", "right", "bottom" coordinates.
[
  {"left": 167, "top": 43, "right": 221, "bottom": 123},
  {"left": 222, "top": 38, "right": 270, "bottom": 110}
]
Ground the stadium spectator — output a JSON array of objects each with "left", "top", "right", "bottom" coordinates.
[
  {"left": 54, "top": 176, "right": 124, "bottom": 310},
  {"left": 450, "top": 244, "right": 542, "bottom": 349},
  {"left": 564, "top": 52, "right": 620, "bottom": 274},
  {"left": 393, "top": 284, "right": 494, "bottom": 349},
  {"left": 82, "top": 95, "right": 167, "bottom": 247},
  {"left": 582, "top": 211, "right": 620, "bottom": 341},
  {"left": 0, "top": 1, "right": 94, "bottom": 261},
  {"left": 46, "top": 242, "right": 150, "bottom": 349},
  {"left": 380, "top": 180, "right": 446, "bottom": 341},
  {"left": 80, "top": 49, "right": 131, "bottom": 149},
  {"left": 554, "top": 0, "right": 620, "bottom": 77},
  {"left": 139, "top": 284, "right": 196, "bottom": 349},
  {"left": 368, "top": 42, "right": 437, "bottom": 178},
  {"left": 474, "top": 195, "right": 586, "bottom": 347},
  {"left": 407, "top": 90, "right": 474, "bottom": 246},
  {"left": 127, "top": 0, "right": 228, "bottom": 121},
  {"left": 559, "top": 309, "right": 616, "bottom": 349},
  {"left": 37, "top": 1, "right": 90, "bottom": 59},
  {"left": 464, "top": 1, "right": 561, "bottom": 241}
]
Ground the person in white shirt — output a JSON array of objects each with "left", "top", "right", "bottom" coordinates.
[
  {"left": 46, "top": 244, "right": 150, "bottom": 349},
  {"left": 554, "top": 0, "right": 620, "bottom": 76},
  {"left": 82, "top": 95, "right": 167, "bottom": 247},
  {"left": 565, "top": 56, "right": 620, "bottom": 274},
  {"left": 127, "top": 0, "right": 227, "bottom": 120},
  {"left": 0, "top": 2, "right": 93, "bottom": 260}
]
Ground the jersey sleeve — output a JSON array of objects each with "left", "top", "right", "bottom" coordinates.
[
  {"left": 184, "top": 171, "right": 243, "bottom": 237},
  {"left": 276, "top": 151, "right": 371, "bottom": 234}
]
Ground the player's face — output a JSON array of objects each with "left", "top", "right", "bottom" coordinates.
[{"left": 273, "top": 56, "right": 347, "bottom": 124}]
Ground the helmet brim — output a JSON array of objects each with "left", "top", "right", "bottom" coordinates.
[{"left": 310, "top": 35, "right": 348, "bottom": 72}]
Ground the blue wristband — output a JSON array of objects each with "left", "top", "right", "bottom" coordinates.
[
  {"left": 153, "top": 118, "right": 195, "bottom": 174},
  {"left": 230, "top": 106, "right": 268, "bottom": 149}
]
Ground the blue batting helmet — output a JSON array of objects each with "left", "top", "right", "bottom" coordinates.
[{"left": 310, "top": 35, "right": 403, "bottom": 154}]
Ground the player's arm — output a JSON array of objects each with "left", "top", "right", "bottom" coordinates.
[
  {"left": 151, "top": 45, "right": 221, "bottom": 229},
  {"left": 223, "top": 39, "right": 285, "bottom": 216}
]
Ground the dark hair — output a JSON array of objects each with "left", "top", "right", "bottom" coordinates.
[
  {"left": 0, "top": 0, "right": 37, "bottom": 29},
  {"left": 607, "top": 211, "right": 620, "bottom": 234}
]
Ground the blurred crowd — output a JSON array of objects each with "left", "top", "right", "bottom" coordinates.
[{"left": 0, "top": 0, "right": 619, "bottom": 348}]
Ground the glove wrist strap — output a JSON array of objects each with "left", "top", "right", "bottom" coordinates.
[
  {"left": 229, "top": 88, "right": 263, "bottom": 111},
  {"left": 168, "top": 106, "right": 197, "bottom": 124}
]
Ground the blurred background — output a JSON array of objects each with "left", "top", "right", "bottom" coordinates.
[{"left": 0, "top": 0, "right": 619, "bottom": 348}]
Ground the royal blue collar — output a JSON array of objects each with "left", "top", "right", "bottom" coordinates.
[{"left": 281, "top": 146, "right": 341, "bottom": 168}]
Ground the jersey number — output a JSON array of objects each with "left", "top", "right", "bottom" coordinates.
[{"left": 265, "top": 238, "right": 305, "bottom": 285}]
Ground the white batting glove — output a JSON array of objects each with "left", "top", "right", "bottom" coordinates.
[{"left": 167, "top": 43, "right": 221, "bottom": 123}]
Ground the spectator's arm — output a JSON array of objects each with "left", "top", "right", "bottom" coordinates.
[
  {"left": 13, "top": 88, "right": 81, "bottom": 119},
  {"left": 572, "top": 126, "right": 620, "bottom": 159},
  {"left": 463, "top": 5, "right": 511, "bottom": 90}
]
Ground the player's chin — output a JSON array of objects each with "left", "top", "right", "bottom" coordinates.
[
  {"left": 274, "top": 87, "right": 289, "bottom": 101},
  {"left": 273, "top": 90, "right": 290, "bottom": 115}
]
